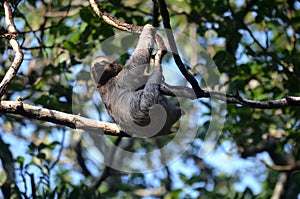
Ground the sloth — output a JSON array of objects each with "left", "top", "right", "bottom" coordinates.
[{"left": 91, "top": 24, "right": 182, "bottom": 137}]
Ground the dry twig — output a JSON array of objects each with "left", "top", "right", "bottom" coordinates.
[{"left": 0, "top": 1, "right": 24, "bottom": 98}]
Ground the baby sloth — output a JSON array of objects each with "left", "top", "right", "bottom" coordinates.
[{"left": 91, "top": 25, "right": 182, "bottom": 137}]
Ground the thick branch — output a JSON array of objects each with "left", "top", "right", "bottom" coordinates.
[
  {"left": 0, "top": 100, "right": 130, "bottom": 137},
  {"left": 0, "top": 1, "right": 24, "bottom": 98}
]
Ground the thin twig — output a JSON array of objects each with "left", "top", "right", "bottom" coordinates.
[
  {"left": 285, "top": 0, "right": 296, "bottom": 50},
  {"left": 74, "top": 140, "right": 92, "bottom": 177},
  {"left": 157, "top": 0, "right": 204, "bottom": 98},
  {"left": 49, "top": 130, "right": 66, "bottom": 170},
  {"left": 90, "top": 136, "right": 123, "bottom": 189},
  {"left": 227, "top": 1, "right": 300, "bottom": 82},
  {"left": 89, "top": 0, "right": 143, "bottom": 33},
  {"left": 0, "top": 1, "right": 24, "bottom": 98}
]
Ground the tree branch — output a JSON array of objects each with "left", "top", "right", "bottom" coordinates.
[
  {"left": 90, "top": 136, "right": 123, "bottom": 189},
  {"left": 89, "top": 0, "right": 167, "bottom": 54},
  {"left": 74, "top": 140, "right": 92, "bottom": 177},
  {"left": 89, "top": 0, "right": 143, "bottom": 33},
  {"left": 160, "top": 84, "right": 300, "bottom": 108},
  {"left": 271, "top": 172, "right": 287, "bottom": 199},
  {"left": 156, "top": 0, "right": 204, "bottom": 98},
  {"left": 0, "top": 135, "right": 19, "bottom": 198},
  {"left": 0, "top": 1, "right": 24, "bottom": 99},
  {"left": 0, "top": 100, "right": 130, "bottom": 137}
]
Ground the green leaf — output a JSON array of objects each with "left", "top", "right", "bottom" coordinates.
[
  {"left": 16, "top": 156, "right": 25, "bottom": 168},
  {"left": 38, "top": 143, "right": 48, "bottom": 151},
  {"left": 48, "top": 141, "right": 60, "bottom": 150},
  {"left": 37, "top": 152, "right": 46, "bottom": 159}
]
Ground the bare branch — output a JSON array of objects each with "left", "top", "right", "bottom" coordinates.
[
  {"left": 0, "top": 136, "right": 18, "bottom": 198},
  {"left": 74, "top": 140, "right": 92, "bottom": 177},
  {"left": 272, "top": 163, "right": 300, "bottom": 171},
  {"left": 157, "top": 0, "right": 204, "bottom": 98},
  {"left": 160, "top": 84, "right": 300, "bottom": 108},
  {"left": 271, "top": 172, "right": 287, "bottom": 199},
  {"left": 43, "top": 8, "right": 82, "bottom": 18},
  {"left": 0, "top": 1, "right": 24, "bottom": 98},
  {"left": 90, "top": 136, "right": 122, "bottom": 189},
  {"left": 89, "top": 0, "right": 143, "bottom": 33},
  {"left": 0, "top": 100, "right": 130, "bottom": 137},
  {"left": 3, "top": 1, "right": 17, "bottom": 34},
  {"left": 152, "top": 0, "right": 160, "bottom": 27}
]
